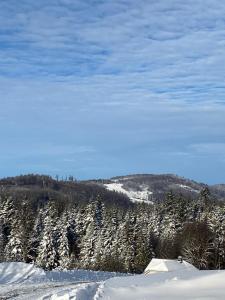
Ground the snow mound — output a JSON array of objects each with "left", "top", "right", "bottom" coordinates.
[
  {"left": 144, "top": 258, "right": 197, "bottom": 274},
  {"left": 0, "top": 262, "right": 45, "bottom": 284},
  {"left": 101, "top": 270, "right": 225, "bottom": 299},
  {"left": 0, "top": 262, "right": 128, "bottom": 287}
]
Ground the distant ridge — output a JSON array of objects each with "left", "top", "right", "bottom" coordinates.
[{"left": 0, "top": 173, "right": 225, "bottom": 203}]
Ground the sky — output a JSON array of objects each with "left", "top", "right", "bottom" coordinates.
[{"left": 1, "top": 0, "right": 225, "bottom": 184}]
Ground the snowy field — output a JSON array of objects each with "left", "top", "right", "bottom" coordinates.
[
  {"left": 104, "top": 182, "right": 153, "bottom": 203},
  {"left": 0, "top": 262, "right": 128, "bottom": 299},
  {"left": 1, "top": 262, "right": 225, "bottom": 299}
]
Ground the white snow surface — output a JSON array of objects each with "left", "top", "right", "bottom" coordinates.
[
  {"left": 99, "top": 270, "right": 225, "bottom": 300},
  {"left": 1, "top": 262, "right": 225, "bottom": 299},
  {"left": 0, "top": 262, "right": 128, "bottom": 299},
  {"left": 104, "top": 183, "right": 153, "bottom": 203},
  {"left": 0, "top": 262, "right": 126, "bottom": 285},
  {"left": 177, "top": 184, "right": 200, "bottom": 193},
  {"left": 0, "top": 262, "right": 45, "bottom": 284}
]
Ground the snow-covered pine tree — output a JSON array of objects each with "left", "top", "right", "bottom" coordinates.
[
  {"left": 36, "top": 204, "right": 59, "bottom": 270},
  {"left": 117, "top": 209, "right": 138, "bottom": 273},
  {"left": 133, "top": 205, "right": 156, "bottom": 273},
  {"left": 4, "top": 216, "right": 25, "bottom": 262},
  {"left": 58, "top": 211, "right": 70, "bottom": 269},
  {"left": 66, "top": 207, "right": 81, "bottom": 268},
  {"left": 2, "top": 194, "right": 33, "bottom": 262},
  {"left": 78, "top": 202, "right": 99, "bottom": 269},
  {"left": 207, "top": 206, "right": 225, "bottom": 269},
  {"left": 0, "top": 217, "right": 5, "bottom": 262},
  {"left": 27, "top": 208, "right": 45, "bottom": 263},
  {"left": 0, "top": 194, "right": 15, "bottom": 247}
]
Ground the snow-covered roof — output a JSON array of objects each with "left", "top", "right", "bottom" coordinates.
[{"left": 144, "top": 258, "right": 197, "bottom": 274}]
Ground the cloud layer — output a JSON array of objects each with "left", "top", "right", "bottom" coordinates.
[{"left": 0, "top": 0, "right": 225, "bottom": 183}]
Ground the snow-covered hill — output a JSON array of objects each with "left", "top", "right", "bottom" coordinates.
[
  {"left": 2, "top": 174, "right": 225, "bottom": 206},
  {"left": 101, "top": 174, "right": 207, "bottom": 203}
]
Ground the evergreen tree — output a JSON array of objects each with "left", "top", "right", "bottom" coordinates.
[
  {"left": 0, "top": 217, "right": 5, "bottom": 262},
  {"left": 36, "top": 205, "right": 59, "bottom": 270},
  {"left": 58, "top": 212, "right": 70, "bottom": 269}
]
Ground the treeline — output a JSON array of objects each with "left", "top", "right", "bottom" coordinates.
[{"left": 0, "top": 175, "right": 225, "bottom": 273}]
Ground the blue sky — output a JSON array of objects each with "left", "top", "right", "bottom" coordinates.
[{"left": 1, "top": 0, "right": 225, "bottom": 184}]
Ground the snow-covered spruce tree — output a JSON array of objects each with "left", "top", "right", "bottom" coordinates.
[
  {"left": 207, "top": 205, "right": 225, "bottom": 269},
  {"left": 192, "top": 187, "right": 211, "bottom": 222},
  {"left": 160, "top": 192, "right": 178, "bottom": 237},
  {"left": 93, "top": 202, "right": 127, "bottom": 272},
  {"left": 0, "top": 193, "right": 14, "bottom": 221},
  {"left": 97, "top": 206, "right": 125, "bottom": 272},
  {"left": 117, "top": 209, "right": 138, "bottom": 273},
  {"left": 26, "top": 208, "right": 46, "bottom": 263},
  {"left": 78, "top": 202, "right": 99, "bottom": 269},
  {"left": 91, "top": 203, "right": 107, "bottom": 269},
  {"left": 0, "top": 217, "right": 5, "bottom": 262},
  {"left": 91, "top": 197, "right": 126, "bottom": 272},
  {"left": 121, "top": 206, "right": 155, "bottom": 273},
  {"left": 57, "top": 211, "right": 70, "bottom": 269},
  {"left": 3, "top": 198, "right": 27, "bottom": 262},
  {"left": 131, "top": 205, "right": 156, "bottom": 273},
  {"left": 94, "top": 196, "right": 104, "bottom": 228},
  {"left": 36, "top": 204, "right": 59, "bottom": 270},
  {"left": 4, "top": 217, "right": 25, "bottom": 262},
  {"left": 0, "top": 194, "right": 15, "bottom": 252},
  {"left": 66, "top": 206, "right": 83, "bottom": 269},
  {"left": 87, "top": 198, "right": 107, "bottom": 270},
  {"left": 152, "top": 193, "right": 179, "bottom": 259}
]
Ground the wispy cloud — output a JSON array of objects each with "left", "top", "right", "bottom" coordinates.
[
  {"left": 190, "top": 143, "right": 225, "bottom": 155},
  {"left": 0, "top": 0, "right": 225, "bottom": 183}
]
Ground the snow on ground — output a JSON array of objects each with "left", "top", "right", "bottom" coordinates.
[
  {"left": 0, "top": 262, "right": 128, "bottom": 299},
  {"left": 177, "top": 184, "right": 200, "bottom": 193},
  {"left": 98, "top": 270, "right": 225, "bottom": 300},
  {"left": 0, "top": 262, "right": 45, "bottom": 284},
  {"left": 2, "top": 262, "right": 225, "bottom": 299},
  {"left": 104, "top": 183, "right": 153, "bottom": 203},
  {"left": 0, "top": 262, "right": 126, "bottom": 285}
]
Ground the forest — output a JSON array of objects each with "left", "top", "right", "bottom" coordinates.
[{"left": 0, "top": 174, "right": 225, "bottom": 273}]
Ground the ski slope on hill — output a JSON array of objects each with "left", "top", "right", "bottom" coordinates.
[{"left": 104, "top": 182, "right": 153, "bottom": 203}]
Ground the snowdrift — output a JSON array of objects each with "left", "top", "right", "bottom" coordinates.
[
  {"left": 0, "top": 262, "right": 45, "bottom": 284},
  {"left": 0, "top": 262, "right": 128, "bottom": 285},
  {"left": 102, "top": 270, "right": 225, "bottom": 299}
]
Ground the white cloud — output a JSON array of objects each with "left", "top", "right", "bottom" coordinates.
[{"left": 0, "top": 0, "right": 225, "bottom": 182}]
